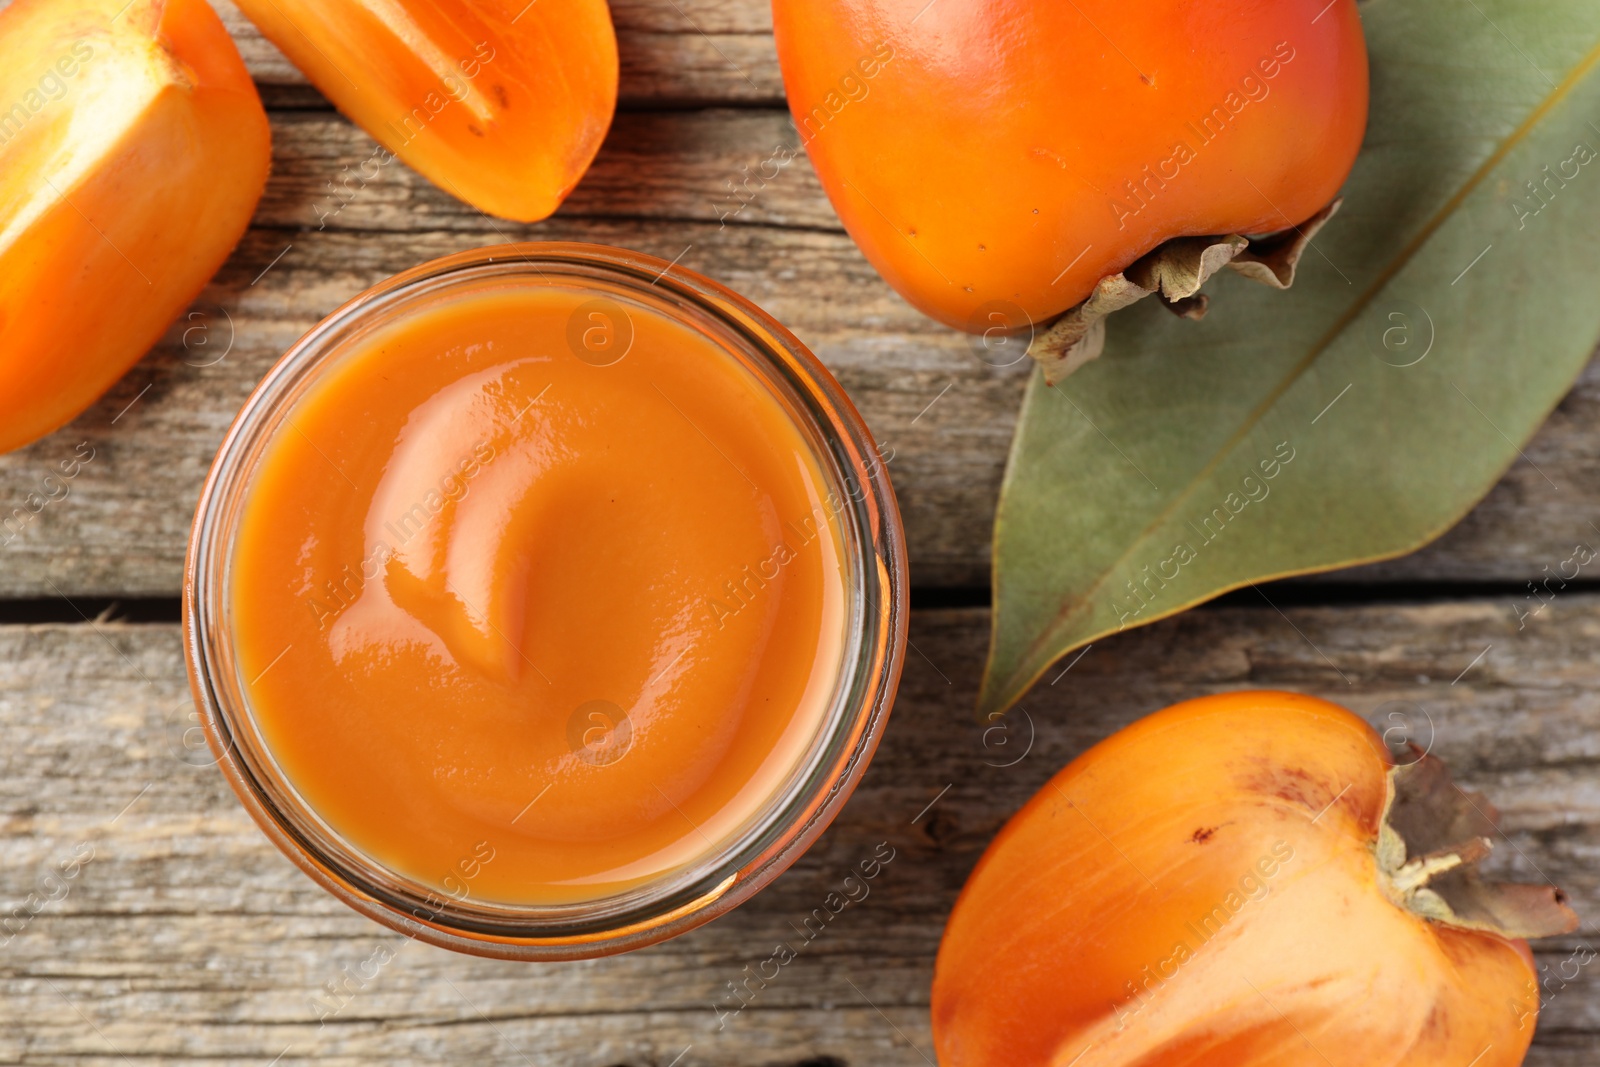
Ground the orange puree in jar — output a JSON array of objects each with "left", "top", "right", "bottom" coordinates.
[{"left": 229, "top": 283, "right": 848, "bottom": 906}]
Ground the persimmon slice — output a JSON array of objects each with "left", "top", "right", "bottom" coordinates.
[
  {"left": 0, "top": 0, "right": 270, "bottom": 455},
  {"left": 233, "top": 0, "right": 618, "bottom": 222}
]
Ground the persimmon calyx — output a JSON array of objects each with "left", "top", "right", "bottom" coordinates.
[
  {"left": 1374, "top": 747, "right": 1579, "bottom": 940},
  {"left": 1028, "top": 198, "right": 1343, "bottom": 384}
]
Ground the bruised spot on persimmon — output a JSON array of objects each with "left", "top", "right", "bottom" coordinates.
[{"left": 932, "top": 691, "right": 1577, "bottom": 1067}]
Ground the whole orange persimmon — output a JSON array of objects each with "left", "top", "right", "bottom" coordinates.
[
  {"left": 772, "top": 0, "right": 1368, "bottom": 332},
  {"left": 933, "top": 692, "right": 1578, "bottom": 1067},
  {"left": 0, "top": 0, "right": 270, "bottom": 455},
  {"left": 233, "top": 0, "right": 617, "bottom": 223}
]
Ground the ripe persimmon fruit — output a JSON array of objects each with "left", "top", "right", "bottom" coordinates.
[
  {"left": 773, "top": 0, "right": 1368, "bottom": 333},
  {"left": 234, "top": 0, "right": 618, "bottom": 223},
  {"left": 0, "top": 0, "right": 271, "bottom": 456},
  {"left": 933, "top": 691, "right": 1577, "bottom": 1067}
]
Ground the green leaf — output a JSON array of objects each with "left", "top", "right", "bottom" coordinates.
[{"left": 981, "top": 0, "right": 1600, "bottom": 718}]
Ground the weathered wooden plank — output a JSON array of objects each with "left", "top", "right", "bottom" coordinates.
[
  {"left": 0, "top": 106, "right": 1014, "bottom": 596},
  {"left": 254, "top": 110, "right": 833, "bottom": 233},
  {"left": 5, "top": 106, "right": 1599, "bottom": 597},
  {"left": 2, "top": 598, "right": 1598, "bottom": 1062},
  {"left": 209, "top": 0, "right": 785, "bottom": 108}
]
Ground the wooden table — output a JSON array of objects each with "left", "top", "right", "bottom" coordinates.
[{"left": 3, "top": 3, "right": 1597, "bottom": 1062}]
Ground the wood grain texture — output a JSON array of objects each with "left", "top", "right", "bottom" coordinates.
[
  {"left": 2, "top": 5, "right": 1595, "bottom": 1064},
  {"left": 0, "top": 108, "right": 1014, "bottom": 597},
  {"left": 3, "top": 599, "right": 1597, "bottom": 1063},
  {"left": 2, "top": 107, "right": 1598, "bottom": 596},
  {"left": 209, "top": 0, "right": 784, "bottom": 108}
]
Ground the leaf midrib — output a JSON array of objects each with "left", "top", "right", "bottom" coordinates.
[{"left": 998, "top": 29, "right": 1600, "bottom": 699}]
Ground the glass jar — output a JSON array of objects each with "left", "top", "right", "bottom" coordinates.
[{"left": 183, "top": 242, "right": 907, "bottom": 959}]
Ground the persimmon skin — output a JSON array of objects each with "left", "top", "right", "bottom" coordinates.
[
  {"left": 234, "top": 0, "right": 618, "bottom": 223},
  {"left": 772, "top": 0, "right": 1368, "bottom": 331},
  {"left": 932, "top": 692, "right": 1543, "bottom": 1067},
  {"left": 0, "top": 0, "right": 269, "bottom": 456}
]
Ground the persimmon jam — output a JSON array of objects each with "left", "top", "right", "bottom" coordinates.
[{"left": 226, "top": 278, "right": 851, "bottom": 907}]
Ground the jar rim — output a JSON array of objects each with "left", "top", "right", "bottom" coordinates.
[{"left": 182, "top": 242, "right": 909, "bottom": 960}]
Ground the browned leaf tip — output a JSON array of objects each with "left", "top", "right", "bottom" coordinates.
[
  {"left": 1428, "top": 871, "right": 1581, "bottom": 940},
  {"left": 1029, "top": 199, "right": 1343, "bottom": 385}
]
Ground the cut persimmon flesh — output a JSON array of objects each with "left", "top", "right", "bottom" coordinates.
[
  {"left": 233, "top": 0, "right": 618, "bottom": 222},
  {"left": 932, "top": 692, "right": 1579, "bottom": 1067},
  {"left": 0, "top": 0, "right": 270, "bottom": 456}
]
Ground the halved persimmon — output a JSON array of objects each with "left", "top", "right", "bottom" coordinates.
[
  {"left": 933, "top": 691, "right": 1577, "bottom": 1067},
  {"left": 233, "top": 0, "right": 618, "bottom": 223},
  {"left": 0, "top": 0, "right": 270, "bottom": 455}
]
